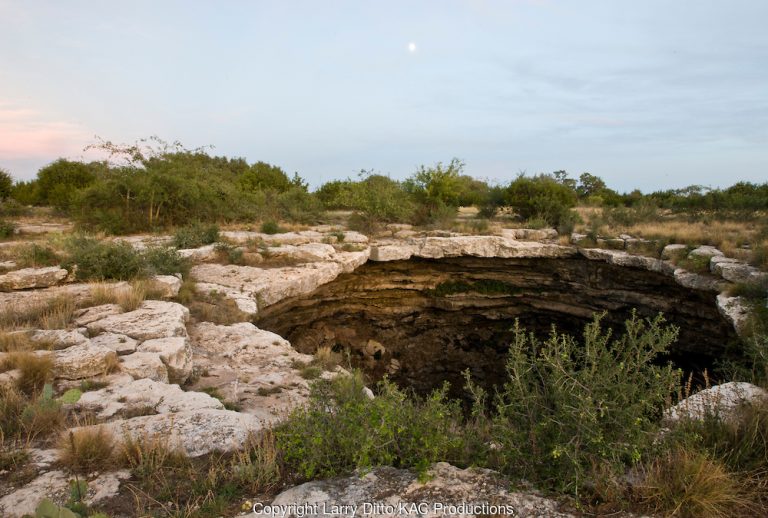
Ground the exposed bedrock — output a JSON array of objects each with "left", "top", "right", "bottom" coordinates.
[{"left": 257, "top": 256, "right": 739, "bottom": 396}]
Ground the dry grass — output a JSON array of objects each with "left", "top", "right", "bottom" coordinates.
[
  {"left": 3, "top": 352, "right": 54, "bottom": 395},
  {"left": 0, "top": 295, "right": 76, "bottom": 330},
  {"left": 314, "top": 346, "right": 343, "bottom": 371},
  {"left": 0, "top": 386, "right": 65, "bottom": 444},
  {"left": 231, "top": 430, "right": 281, "bottom": 493},
  {"left": 636, "top": 447, "right": 755, "bottom": 517},
  {"left": 58, "top": 426, "right": 116, "bottom": 474},
  {"left": 0, "top": 331, "right": 37, "bottom": 353}
]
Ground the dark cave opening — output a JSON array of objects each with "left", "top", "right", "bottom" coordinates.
[{"left": 256, "top": 257, "right": 741, "bottom": 399}]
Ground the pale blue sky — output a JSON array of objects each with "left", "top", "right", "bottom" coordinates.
[{"left": 1, "top": 0, "right": 766, "bottom": 191}]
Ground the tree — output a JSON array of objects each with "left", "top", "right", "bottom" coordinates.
[
  {"left": 404, "top": 158, "right": 464, "bottom": 208},
  {"left": 505, "top": 173, "right": 577, "bottom": 226},
  {"left": 0, "top": 168, "right": 12, "bottom": 200},
  {"left": 36, "top": 159, "right": 102, "bottom": 210}
]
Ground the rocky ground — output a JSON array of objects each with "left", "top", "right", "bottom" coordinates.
[{"left": 1, "top": 223, "right": 766, "bottom": 517}]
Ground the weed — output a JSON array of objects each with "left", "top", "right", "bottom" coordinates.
[
  {"left": 58, "top": 427, "right": 116, "bottom": 474},
  {"left": 172, "top": 222, "right": 219, "bottom": 249},
  {"left": 12, "top": 352, "right": 54, "bottom": 396},
  {"left": 260, "top": 220, "right": 282, "bottom": 235},
  {"left": 314, "top": 346, "right": 342, "bottom": 371}
]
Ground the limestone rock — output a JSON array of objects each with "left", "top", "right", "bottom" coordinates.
[
  {"left": 85, "top": 470, "right": 132, "bottom": 506},
  {"left": 716, "top": 294, "right": 752, "bottom": 335},
  {"left": 73, "top": 304, "right": 123, "bottom": 326},
  {"left": 138, "top": 336, "right": 193, "bottom": 382},
  {"left": 0, "top": 266, "right": 68, "bottom": 290},
  {"left": 711, "top": 256, "right": 768, "bottom": 284},
  {"left": 342, "top": 231, "right": 369, "bottom": 243},
  {"left": 689, "top": 245, "right": 724, "bottom": 259},
  {"left": 148, "top": 274, "right": 182, "bottom": 297},
  {"left": 666, "top": 382, "right": 768, "bottom": 423},
  {"left": 90, "top": 409, "right": 270, "bottom": 457},
  {"left": 78, "top": 378, "right": 223, "bottom": 418},
  {"left": 271, "top": 462, "right": 574, "bottom": 518},
  {"left": 86, "top": 300, "right": 189, "bottom": 341},
  {"left": 661, "top": 243, "right": 688, "bottom": 260},
  {"left": 268, "top": 242, "right": 337, "bottom": 262},
  {"left": 120, "top": 352, "right": 169, "bottom": 383},
  {"left": 90, "top": 332, "right": 138, "bottom": 355},
  {"left": 177, "top": 244, "right": 218, "bottom": 261},
  {"left": 53, "top": 343, "right": 117, "bottom": 380},
  {"left": 369, "top": 242, "right": 419, "bottom": 261},
  {"left": 570, "top": 232, "right": 588, "bottom": 244},
  {"left": 0, "top": 470, "right": 70, "bottom": 518},
  {"left": 501, "top": 228, "right": 558, "bottom": 241},
  {"left": 673, "top": 268, "right": 725, "bottom": 292},
  {"left": 30, "top": 329, "right": 89, "bottom": 349}
]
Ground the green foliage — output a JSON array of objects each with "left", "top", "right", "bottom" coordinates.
[
  {"left": 16, "top": 244, "right": 61, "bottom": 268},
  {"left": 260, "top": 220, "right": 282, "bottom": 234},
  {"left": 36, "top": 159, "right": 102, "bottom": 211},
  {"left": 10, "top": 180, "right": 39, "bottom": 205},
  {"left": 59, "top": 388, "right": 83, "bottom": 404},
  {"left": 276, "top": 371, "right": 462, "bottom": 479},
  {"left": 141, "top": 246, "right": 190, "bottom": 276},
  {"left": 35, "top": 498, "right": 79, "bottom": 518},
  {"left": 0, "top": 219, "right": 14, "bottom": 238},
  {"left": 468, "top": 312, "right": 681, "bottom": 494},
  {"left": 277, "top": 186, "right": 323, "bottom": 224},
  {"left": 172, "top": 222, "right": 219, "bottom": 249},
  {"left": 505, "top": 173, "right": 578, "bottom": 227},
  {"left": 0, "top": 168, "right": 12, "bottom": 199},
  {"left": 238, "top": 161, "right": 293, "bottom": 193},
  {"left": 63, "top": 237, "right": 145, "bottom": 281}
]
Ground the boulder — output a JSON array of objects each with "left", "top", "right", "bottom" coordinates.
[
  {"left": 689, "top": 245, "right": 724, "bottom": 259},
  {"left": 177, "top": 244, "right": 218, "bottom": 261},
  {"left": 716, "top": 294, "right": 752, "bottom": 335},
  {"left": 271, "top": 462, "right": 574, "bottom": 518},
  {"left": 137, "top": 337, "right": 193, "bottom": 382},
  {"left": 148, "top": 275, "right": 182, "bottom": 297},
  {"left": 30, "top": 329, "right": 89, "bottom": 349},
  {"left": 78, "top": 378, "right": 223, "bottom": 418},
  {"left": 666, "top": 382, "right": 768, "bottom": 424},
  {"left": 673, "top": 269, "right": 725, "bottom": 292},
  {"left": 0, "top": 266, "right": 68, "bottom": 291},
  {"left": 119, "top": 352, "right": 169, "bottom": 383},
  {"left": 90, "top": 332, "right": 138, "bottom": 355},
  {"left": 73, "top": 303, "right": 122, "bottom": 326},
  {"left": 86, "top": 300, "right": 189, "bottom": 341},
  {"left": 0, "top": 470, "right": 70, "bottom": 518},
  {"left": 267, "top": 243, "right": 337, "bottom": 262},
  {"left": 661, "top": 243, "right": 688, "bottom": 260},
  {"left": 87, "top": 409, "right": 270, "bottom": 457},
  {"left": 53, "top": 343, "right": 117, "bottom": 380}
]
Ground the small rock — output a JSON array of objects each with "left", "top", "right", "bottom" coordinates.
[
  {"left": 138, "top": 337, "right": 193, "bottom": 383},
  {"left": 120, "top": 352, "right": 169, "bottom": 383},
  {"left": 148, "top": 275, "right": 182, "bottom": 298},
  {"left": 30, "top": 329, "right": 89, "bottom": 349},
  {"left": 54, "top": 343, "right": 117, "bottom": 380},
  {"left": 90, "top": 333, "right": 138, "bottom": 355},
  {"left": 661, "top": 243, "right": 688, "bottom": 260},
  {"left": 86, "top": 300, "right": 189, "bottom": 341},
  {"left": 689, "top": 245, "right": 724, "bottom": 259},
  {"left": 666, "top": 382, "right": 768, "bottom": 423},
  {"left": 0, "top": 266, "right": 68, "bottom": 291}
]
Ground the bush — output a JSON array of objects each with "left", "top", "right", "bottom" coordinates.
[
  {"left": 260, "top": 220, "right": 282, "bottom": 234},
  {"left": 59, "top": 427, "right": 116, "bottom": 474},
  {"left": 505, "top": 174, "right": 577, "bottom": 227},
  {"left": 172, "top": 222, "right": 219, "bottom": 249},
  {"left": 15, "top": 244, "right": 61, "bottom": 268},
  {"left": 467, "top": 311, "right": 681, "bottom": 494},
  {"left": 277, "top": 187, "right": 323, "bottom": 224},
  {"left": 0, "top": 219, "right": 14, "bottom": 239},
  {"left": 276, "top": 371, "right": 462, "bottom": 479},
  {"left": 0, "top": 168, "right": 11, "bottom": 200},
  {"left": 142, "top": 246, "right": 189, "bottom": 276},
  {"left": 63, "top": 237, "right": 145, "bottom": 281}
]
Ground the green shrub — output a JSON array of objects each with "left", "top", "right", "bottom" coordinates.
[
  {"left": 277, "top": 187, "right": 322, "bottom": 224},
  {"left": 276, "top": 371, "right": 462, "bottom": 479},
  {"left": 142, "top": 246, "right": 190, "bottom": 276},
  {"left": 63, "top": 236, "right": 145, "bottom": 281},
  {"left": 0, "top": 219, "right": 14, "bottom": 238},
  {"left": 16, "top": 244, "right": 61, "bottom": 267},
  {"left": 467, "top": 311, "right": 681, "bottom": 494},
  {"left": 505, "top": 174, "right": 577, "bottom": 227},
  {"left": 260, "top": 220, "right": 282, "bottom": 234},
  {"left": 172, "top": 222, "right": 219, "bottom": 249}
]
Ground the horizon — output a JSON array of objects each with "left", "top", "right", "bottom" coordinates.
[{"left": 1, "top": 0, "right": 766, "bottom": 192}]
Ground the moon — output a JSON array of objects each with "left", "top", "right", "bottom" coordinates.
[{"left": 408, "top": 42, "right": 416, "bottom": 53}]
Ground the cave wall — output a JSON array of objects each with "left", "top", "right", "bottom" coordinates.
[{"left": 256, "top": 257, "right": 738, "bottom": 395}]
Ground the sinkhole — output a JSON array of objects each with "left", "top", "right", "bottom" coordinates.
[{"left": 256, "top": 257, "right": 741, "bottom": 398}]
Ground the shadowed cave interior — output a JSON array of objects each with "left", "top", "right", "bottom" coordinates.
[{"left": 256, "top": 257, "right": 740, "bottom": 399}]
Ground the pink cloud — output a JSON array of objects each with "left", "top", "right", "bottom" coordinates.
[{"left": 0, "top": 103, "right": 91, "bottom": 160}]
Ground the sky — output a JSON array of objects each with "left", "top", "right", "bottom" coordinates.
[{"left": 1, "top": 0, "right": 766, "bottom": 192}]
